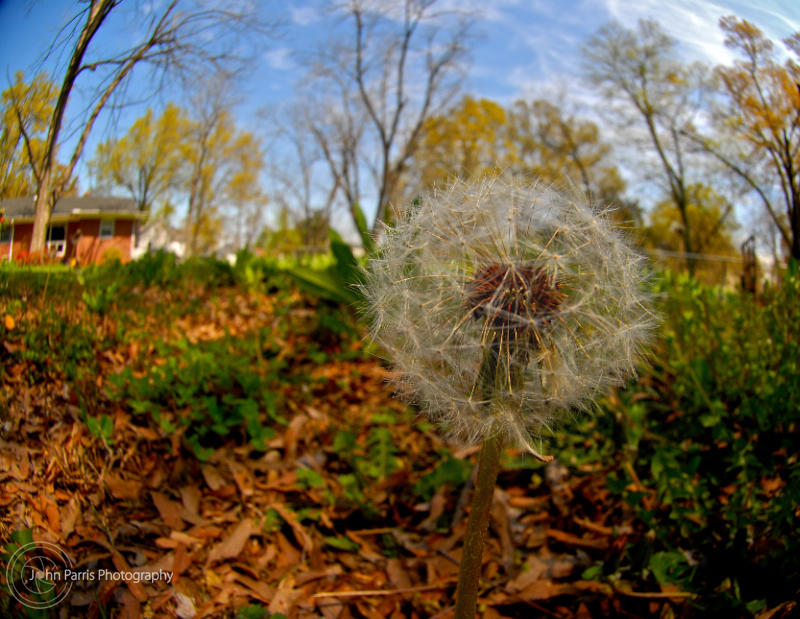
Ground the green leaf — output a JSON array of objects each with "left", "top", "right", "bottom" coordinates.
[
  {"left": 699, "top": 412, "right": 720, "bottom": 428},
  {"left": 338, "top": 474, "right": 366, "bottom": 503},
  {"left": 414, "top": 456, "right": 472, "bottom": 500},
  {"left": 296, "top": 468, "right": 326, "bottom": 489},
  {"left": 333, "top": 430, "right": 357, "bottom": 456},
  {"left": 86, "top": 414, "right": 114, "bottom": 442},
  {"left": 11, "top": 528, "right": 34, "bottom": 547},
  {"left": 236, "top": 606, "right": 270, "bottom": 619},
  {"left": 650, "top": 551, "right": 691, "bottom": 586},
  {"left": 285, "top": 265, "right": 359, "bottom": 305},
  {"left": 324, "top": 535, "right": 361, "bottom": 552},
  {"left": 352, "top": 202, "right": 376, "bottom": 255},
  {"left": 330, "top": 229, "right": 361, "bottom": 284},
  {"left": 745, "top": 599, "right": 766, "bottom": 614}
]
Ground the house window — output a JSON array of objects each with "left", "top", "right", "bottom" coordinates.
[
  {"left": 0, "top": 225, "right": 11, "bottom": 243},
  {"left": 47, "top": 225, "right": 66, "bottom": 256},
  {"left": 99, "top": 219, "right": 114, "bottom": 239}
]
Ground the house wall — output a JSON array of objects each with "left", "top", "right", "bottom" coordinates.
[
  {"left": 70, "top": 219, "right": 135, "bottom": 263},
  {"left": 0, "top": 222, "right": 33, "bottom": 260},
  {"left": 0, "top": 218, "right": 135, "bottom": 263}
]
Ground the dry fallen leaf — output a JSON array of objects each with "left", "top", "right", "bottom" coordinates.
[
  {"left": 106, "top": 547, "right": 149, "bottom": 603},
  {"left": 118, "top": 588, "right": 141, "bottom": 619},
  {"left": 172, "top": 591, "right": 197, "bottom": 619},
  {"left": 272, "top": 503, "right": 313, "bottom": 552},
  {"left": 59, "top": 496, "right": 81, "bottom": 540},
  {"left": 419, "top": 487, "right": 447, "bottom": 531},
  {"left": 206, "top": 518, "right": 256, "bottom": 565},
  {"left": 106, "top": 473, "right": 143, "bottom": 501},
  {"left": 516, "top": 579, "right": 578, "bottom": 602},
  {"left": 275, "top": 531, "right": 301, "bottom": 569},
  {"left": 755, "top": 600, "right": 799, "bottom": 619},
  {"left": 151, "top": 491, "right": 187, "bottom": 531},
  {"left": 232, "top": 573, "right": 275, "bottom": 602},
  {"left": 386, "top": 558, "right": 412, "bottom": 589},
  {"left": 10, "top": 450, "right": 30, "bottom": 480},
  {"left": 546, "top": 528, "right": 608, "bottom": 550},
  {"left": 760, "top": 476, "right": 786, "bottom": 497},
  {"left": 42, "top": 495, "right": 61, "bottom": 535},
  {"left": 180, "top": 485, "right": 201, "bottom": 516},
  {"left": 317, "top": 596, "right": 344, "bottom": 619},
  {"left": 284, "top": 413, "right": 308, "bottom": 460},
  {"left": 4, "top": 314, "right": 15, "bottom": 331},
  {"left": 505, "top": 555, "right": 550, "bottom": 593},
  {"left": 226, "top": 459, "right": 255, "bottom": 497},
  {"left": 269, "top": 573, "right": 303, "bottom": 616},
  {"left": 200, "top": 464, "right": 226, "bottom": 491}
]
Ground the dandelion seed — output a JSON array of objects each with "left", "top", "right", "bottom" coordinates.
[{"left": 362, "top": 176, "right": 657, "bottom": 458}]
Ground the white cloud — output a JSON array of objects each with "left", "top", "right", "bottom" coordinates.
[
  {"left": 465, "top": 0, "right": 798, "bottom": 110},
  {"left": 265, "top": 47, "right": 295, "bottom": 71},
  {"left": 591, "top": 0, "right": 799, "bottom": 65},
  {"left": 593, "top": 0, "right": 734, "bottom": 64},
  {"left": 290, "top": 5, "right": 320, "bottom": 26}
]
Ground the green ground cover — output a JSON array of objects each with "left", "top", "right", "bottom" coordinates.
[{"left": 0, "top": 254, "right": 797, "bottom": 618}]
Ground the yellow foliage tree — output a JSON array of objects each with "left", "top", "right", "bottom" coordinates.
[
  {"left": 88, "top": 96, "right": 265, "bottom": 257},
  {"left": 225, "top": 131, "right": 268, "bottom": 250},
  {"left": 407, "top": 96, "right": 633, "bottom": 222},
  {"left": 88, "top": 103, "right": 188, "bottom": 216},
  {"left": 409, "top": 96, "right": 509, "bottom": 191},
  {"left": 181, "top": 89, "right": 265, "bottom": 257},
  {"left": 507, "top": 99, "right": 628, "bottom": 210},
  {"left": 1, "top": 72, "right": 75, "bottom": 199},
  {"left": 646, "top": 184, "right": 738, "bottom": 284},
  {"left": 24, "top": 0, "right": 271, "bottom": 254},
  {"left": 582, "top": 20, "right": 711, "bottom": 273},
  {"left": 703, "top": 16, "right": 800, "bottom": 261}
]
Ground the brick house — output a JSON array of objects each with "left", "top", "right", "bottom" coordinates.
[{"left": 0, "top": 196, "right": 145, "bottom": 263}]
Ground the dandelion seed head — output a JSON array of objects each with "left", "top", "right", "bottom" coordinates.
[{"left": 361, "top": 177, "right": 657, "bottom": 452}]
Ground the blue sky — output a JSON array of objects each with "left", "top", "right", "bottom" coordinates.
[{"left": 1, "top": 0, "right": 798, "bottom": 229}]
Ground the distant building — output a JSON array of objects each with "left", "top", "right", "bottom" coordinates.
[
  {"left": 0, "top": 196, "right": 145, "bottom": 263},
  {"left": 131, "top": 218, "right": 186, "bottom": 260}
]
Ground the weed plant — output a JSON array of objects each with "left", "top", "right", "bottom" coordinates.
[{"left": 547, "top": 264, "right": 800, "bottom": 614}]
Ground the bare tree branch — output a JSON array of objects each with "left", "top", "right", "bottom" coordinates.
[
  {"left": 28, "top": 0, "right": 276, "bottom": 252},
  {"left": 301, "top": 0, "right": 476, "bottom": 239}
]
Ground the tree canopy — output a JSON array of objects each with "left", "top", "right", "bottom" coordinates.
[
  {"left": 1, "top": 72, "right": 75, "bottom": 199},
  {"left": 88, "top": 97, "right": 266, "bottom": 256},
  {"left": 702, "top": 16, "right": 800, "bottom": 261},
  {"left": 88, "top": 103, "right": 187, "bottom": 215}
]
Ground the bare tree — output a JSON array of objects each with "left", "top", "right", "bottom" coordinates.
[
  {"left": 304, "top": 0, "right": 475, "bottom": 236},
  {"left": 693, "top": 17, "right": 800, "bottom": 262},
  {"left": 183, "top": 81, "right": 234, "bottom": 257},
  {"left": 263, "top": 103, "right": 344, "bottom": 251},
  {"left": 11, "top": 0, "right": 272, "bottom": 253},
  {"left": 582, "top": 20, "right": 711, "bottom": 273}
]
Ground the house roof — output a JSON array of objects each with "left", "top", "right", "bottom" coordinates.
[{"left": 0, "top": 196, "right": 142, "bottom": 220}]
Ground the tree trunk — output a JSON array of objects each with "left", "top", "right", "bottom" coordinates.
[
  {"left": 30, "top": 172, "right": 54, "bottom": 252},
  {"left": 30, "top": 0, "right": 116, "bottom": 251},
  {"left": 792, "top": 201, "right": 800, "bottom": 262}
]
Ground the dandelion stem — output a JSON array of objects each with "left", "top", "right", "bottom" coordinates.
[{"left": 454, "top": 426, "right": 503, "bottom": 619}]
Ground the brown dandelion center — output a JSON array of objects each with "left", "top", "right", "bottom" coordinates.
[{"left": 466, "top": 263, "right": 566, "bottom": 331}]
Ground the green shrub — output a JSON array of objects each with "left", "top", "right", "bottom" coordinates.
[{"left": 601, "top": 264, "right": 800, "bottom": 612}]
